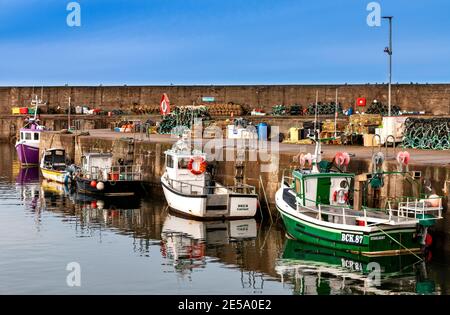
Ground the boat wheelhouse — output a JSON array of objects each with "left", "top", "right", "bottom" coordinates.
[
  {"left": 74, "top": 152, "right": 143, "bottom": 197},
  {"left": 161, "top": 137, "right": 258, "bottom": 219},
  {"left": 40, "top": 148, "right": 71, "bottom": 184},
  {"left": 276, "top": 137, "right": 443, "bottom": 257}
]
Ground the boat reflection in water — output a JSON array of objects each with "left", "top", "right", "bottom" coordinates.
[
  {"left": 41, "top": 179, "right": 141, "bottom": 216},
  {"left": 15, "top": 167, "right": 40, "bottom": 212},
  {"left": 161, "top": 214, "right": 258, "bottom": 276},
  {"left": 16, "top": 167, "right": 39, "bottom": 184},
  {"left": 41, "top": 179, "right": 71, "bottom": 196},
  {"left": 276, "top": 239, "right": 436, "bottom": 295}
]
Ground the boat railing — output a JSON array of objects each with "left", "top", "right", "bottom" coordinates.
[
  {"left": 281, "top": 169, "right": 295, "bottom": 187},
  {"left": 165, "top": 176, "right": 256, "bottom": 195},
  {"left": 397, "top": 197, "right": 443, "bottom": 221},
  {"left": 297, "top": 197, "right": 443, "bottom": 226},
  {"left": 299, "top": 202, "right": 380, "bottom": 225},
  {"left": 83, "top": 165, "right": 143, "bottom": 181}
]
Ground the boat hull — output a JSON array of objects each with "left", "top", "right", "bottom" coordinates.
[
  {"left": 276, "top": 189, "right": 421, "bottom": 256},
  {"left": 41, "top": 168, "right": 70, "bottom": 184},
  {"left": 161, "top": 178, "right": 257, "bottom": 220},
  {"left": 15, "top": 142, "right": 39, "bottom": 166},
  {"left": 75, "top": 177, "right": 143, "bottom": 196}
]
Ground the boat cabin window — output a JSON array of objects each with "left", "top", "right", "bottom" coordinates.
[
  {"left": 295, "top": 179, "right": 301, "bottom": 195},
  {"left": 24, "top": 133, "right": 31, "bottom": 140},
  {"left": 166, "top": 155, "right": 174, "bottom": 168},
  {"left": 20, "top": 132, "right": 23, "bottom": 140},
  {"left": 34, "top": 133, "right": 39, "bottom": 141},
  {"left": 178, "top": 158, "right": 190, "bottom": 169}
]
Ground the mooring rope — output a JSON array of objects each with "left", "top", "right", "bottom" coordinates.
[{"left": 374, "top": 225, "right": 423, "bottom": 261}]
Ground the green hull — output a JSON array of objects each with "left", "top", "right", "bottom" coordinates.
[{"left": 278, "top": 206, "right": 421, "bottom": 256}]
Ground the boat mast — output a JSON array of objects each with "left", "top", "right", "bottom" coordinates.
[
  {"left": 68, "top": 96, "right": 71, "bottom": 130},
  {"left": 31, "top": 95, "right": 39, "bottom": 121},
  {"left": 312, "top": 91, "right": 321, "bottom": 172}
]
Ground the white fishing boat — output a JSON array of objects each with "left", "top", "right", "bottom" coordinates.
[
  {"left": 161, "top": 134, "right": 258, "bottom": 219},
  {"left": 40, "top": 148, "right": 71, "bottom": 184}
]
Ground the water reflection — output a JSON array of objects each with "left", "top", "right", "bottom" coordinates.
[
  {"left": 16, "top": 167, "right": 39, "bottom": 184},
  {"left": 161, "top": 215, "right": 257, "bottom": 276},
  {"left": 1, "top": 141, "right": 449, "bottom": 294},
  {"left": 276, "top": 239, "right": 436, "bottom": 295}
]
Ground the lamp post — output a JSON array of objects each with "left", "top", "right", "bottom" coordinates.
[{"left": 382, "top": 16, "right": 393, "bottom": 116}]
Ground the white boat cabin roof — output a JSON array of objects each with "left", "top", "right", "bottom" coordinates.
[{"left": 45, "top": 148, "right": 66, "bottom": 154}]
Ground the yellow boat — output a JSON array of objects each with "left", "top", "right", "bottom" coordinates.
[{"left": 40, "top": 148, "right": 71, "bottom": 184}]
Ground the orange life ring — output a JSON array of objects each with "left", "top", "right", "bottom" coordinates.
[
  {"left": 188, "top": 243, "right": 205, "bottom": 259},
  {"left": 188, "top": 156, "right": 207, "bottom": 175}
]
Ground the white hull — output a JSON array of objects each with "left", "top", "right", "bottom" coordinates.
[{"left": 161, "top": 176, "right": 257, "bottom": 219}]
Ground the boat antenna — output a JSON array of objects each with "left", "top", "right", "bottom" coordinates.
[
  {"left": 334, "top": 88, "right": 338, "bottom": 139},
  {"left": 314, "top": 90, "right": 318, "bottom": 139},
  {"left": 312, "top": 90, "right": 322, "bottom": 172},
  {"left": 31, "top": 95, "right": 39, "bottom": 121},
  {"left": 68, "top": 96, "right": 71, "bottom": 131}
]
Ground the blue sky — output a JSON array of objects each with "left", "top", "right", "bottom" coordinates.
[{"left": 0, "top": 0, "right": 449, "bottom": 85}]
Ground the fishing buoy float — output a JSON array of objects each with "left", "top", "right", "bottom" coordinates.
[
  {"left": 396, "top": 151, "right": 411, "bottom": 165},
  {"left": 427, "top": 194, "right": 440, "bottom": 207},
  {"left": 335, "top": 152, "right": 350, "bottom": 167},
  {"left": 90, "top": 180, "right": 97, "bottom": 188},
  {"left": 96, "top": 181, "right": 105, "bottom": 191}
]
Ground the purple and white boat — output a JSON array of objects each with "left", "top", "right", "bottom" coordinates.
[
  {"left": 15, "top": 95, "right": 47, "bottom": 166},
  {"left": 15, "top": 119, "right": 45, "bottom": 166}
]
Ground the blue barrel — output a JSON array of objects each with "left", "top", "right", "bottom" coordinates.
[{"left": 257, "top": 123, "right": 268, "bottom": 140}]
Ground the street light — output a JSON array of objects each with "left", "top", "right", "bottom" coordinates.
[{"left": 382, "top": 16, "right": 393, "bottom": 116}]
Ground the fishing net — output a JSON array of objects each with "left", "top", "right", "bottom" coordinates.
[
  {"left": 402, "top": 118, "right": 450, "bottom": 150},
  {"left": 157, "top": 106, "right": 211, "bottom": 134},
  {"left": 307, "top": 102, "right": 343, "bottom": 115},
  {"left": 366, "top": 100, "right": 401, "bottom": 116},
  {"left": 272, "top": 105, "right": 287, "bottom": 116}
]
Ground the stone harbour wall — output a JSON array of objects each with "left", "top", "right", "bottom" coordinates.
[{"left": 1, "top": 84, "right": 449, "bottom": 115}]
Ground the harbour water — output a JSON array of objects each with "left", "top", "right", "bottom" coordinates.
[{"left": 0, "top": 143, "right": 449, "bottom": 295}]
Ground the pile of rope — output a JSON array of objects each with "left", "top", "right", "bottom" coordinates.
[
  {"left": 307, "top": 102, "right": 343, "bottom": 116},
  {"left": 157, "top": 106, "right": 211, "bottom": 134},
  {"left": 403, "top": 118, "right": 450, "bottom": 150},
  {"left": 207, "top": 103, "right": 243, "bottom": 116},
  {"left": 366, "top": 100, "right": 401, "bottom": 116}
]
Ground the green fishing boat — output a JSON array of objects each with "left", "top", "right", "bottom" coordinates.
[{"left": 275, "top": 134, "right": 443, "bottom": 257}]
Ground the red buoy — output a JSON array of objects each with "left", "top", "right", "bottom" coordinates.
[
  {"left": 90, "top": 180, "right": 97, "bottom": 188},
  {"left": 425, "top": 234, "right": 433, "bottom": 247}
]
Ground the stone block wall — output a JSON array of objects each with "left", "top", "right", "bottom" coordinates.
[{"left": 0, "top": 84, "right": 449, "bottom": 115}]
